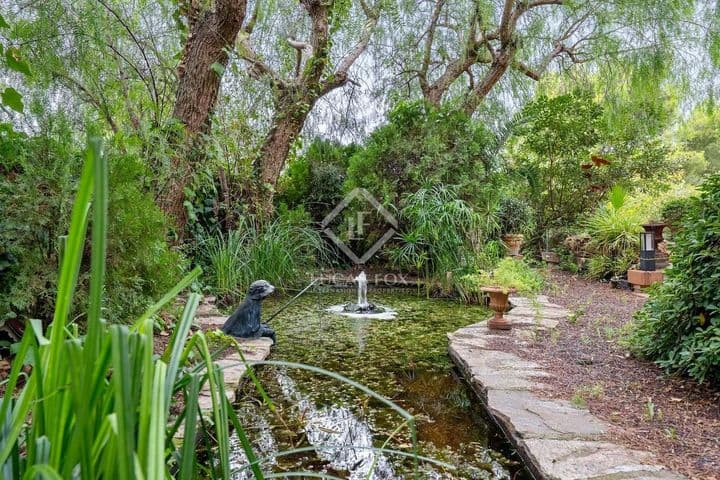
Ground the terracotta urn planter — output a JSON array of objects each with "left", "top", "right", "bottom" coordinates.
[
  {"left": 482, "top": 286, "right": 517, "bottom": 330},
  {"left": 502, "top": 234, "right": 524, "bottom": 257}
]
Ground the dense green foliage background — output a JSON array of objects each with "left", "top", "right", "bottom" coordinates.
[
  {"left": 0, "top": 119, "right": 181, "bottom": 329},
  {"left": 630, "top": 175, "right": 720, "bottom": 385}
]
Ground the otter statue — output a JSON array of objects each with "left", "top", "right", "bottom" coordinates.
[{"left": 222, "top": 280, "right": 276, "bottom": 344}]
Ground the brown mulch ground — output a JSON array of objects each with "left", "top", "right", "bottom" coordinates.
[{"left": 510, "top": 270, "right": 720, "bottom": 480}]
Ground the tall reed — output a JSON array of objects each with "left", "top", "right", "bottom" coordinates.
[{"left": 203, "top": 215, "right": 328, "bottom": 301}]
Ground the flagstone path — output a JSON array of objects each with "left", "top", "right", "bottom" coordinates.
[{"left": 449, "top": 295, "right": 686, "bottom": 480}]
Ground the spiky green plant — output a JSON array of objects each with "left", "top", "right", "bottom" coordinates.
[
  {"left": 393, "top": 185, "right": 484, "bottom": 286},
  {"left": 202, "top": 214, "right": 328, "bottom": 302},
  {"left": 584, "top": 203, "right": 643, "bottom": 256}
]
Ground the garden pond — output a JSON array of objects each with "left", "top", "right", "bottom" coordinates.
[{"left": 229, "top": 290, "right": 529, "bottom": 479}]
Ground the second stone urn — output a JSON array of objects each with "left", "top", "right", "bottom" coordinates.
[
  {"left": 502, "top": 234, "right": 525, "bottom": 257},
  {"left": 482, "top": 286, "right": 517, "bottom": 330}
]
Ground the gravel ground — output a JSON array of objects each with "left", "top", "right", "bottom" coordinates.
[{"left": 511, "top": 270, "right": 720, "bottom": 480}]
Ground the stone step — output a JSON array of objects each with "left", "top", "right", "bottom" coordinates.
[
  {"left": 175, "top": 337, "right": 273, "bottom": 440},
  {"left": 199, "top": 315, "right": 227, "bottom": 328}
]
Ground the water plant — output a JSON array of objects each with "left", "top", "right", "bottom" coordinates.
[{"left": 202, "top": 209, "right": 328, "bottom": 303}]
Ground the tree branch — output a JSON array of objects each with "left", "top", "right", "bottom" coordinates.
[
  {"left": 513, "top": 60, "right": 540, "bottom": 80},
  {"left": 319, "top": 3, "right": 380, "bottom": 94},
  {"left": 96, "top": 0, "right": 159, "bottom": 107},
  {"left": 420, "top": 0, "right": 447, "bottom": 93},
  {"left": 237, "top": 40, "right": 287, "bottom": 88}
]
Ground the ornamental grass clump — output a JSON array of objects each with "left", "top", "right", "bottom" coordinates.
[{"left": 202, "top": 211, "right": 328, "bottom": 304}]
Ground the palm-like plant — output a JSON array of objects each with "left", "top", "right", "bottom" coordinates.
[
  {"left": 584, "top": 196, "right": 643, "bottom": 256},
  {"left": 394, "top": 185, "right": 485, "bottom": 286}
]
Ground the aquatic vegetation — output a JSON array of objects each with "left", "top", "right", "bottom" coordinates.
[{"left": 231, "top": 291, "right": 524, "bottom": 479}]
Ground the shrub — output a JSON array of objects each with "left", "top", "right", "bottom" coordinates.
[
  {"left": 661, "top": 196, "right": 697, "bottom": 235},
  {"left": 277, "top": 139, "right": 357, "bottom": 222},
  {"left": 629, "top": 174, "right": 720, "bottom": 384},
  {"left": 345, "top": 101, "right": 493, "bottom": 206},
  {"left": 496, "top": 197, "right": 535, "bottom": 236},
  {"left": 0, "top": 122, "right": 181, "bottom": 327},
  {"left": 584, "top": 204, "right": 643, "bottom": 255},
  {"left": 490, "top": 257, "right": 544, "bottom": 294},
  {"left": 456, "top": 258, "right": 543, "bottom": 302},
  {"left": 587, "top": 254, "right": 614, "bottom": 280},
  {"left": 103, "top": 154, "right": 184, "bottom": 320}
]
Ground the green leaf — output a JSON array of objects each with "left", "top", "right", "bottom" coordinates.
[
  {"left": 210, "top": 62, "right": 225, "bottom": 77},
  {"left": 0, "top": 14, "right": 8, "bottom": 29},
  {"left": 5, "top": 48, "right": 31, "bottom": 76},
  {"left": 86, "top": 137, "right": 106, "bottom": 361},
  {"left": 1, "top": 87, "right": 23, "bottom": 113}
]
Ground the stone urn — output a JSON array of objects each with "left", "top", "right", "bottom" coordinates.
[
  {"left": 502, "top": 234, "right": 524, "bottom": 257},
  {"left": 482, "top": 286, "right": 517, "bottom": 330}
]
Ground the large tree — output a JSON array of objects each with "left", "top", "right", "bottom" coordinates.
[
  {"left": 382, "top": 0, "right": 717, "bottom": 115},
  {"left": 235, "top": 0, "right": 381, "bottom": 213},
  {"left": 162, "top": 0, "right": 249, "bottom": 227}
]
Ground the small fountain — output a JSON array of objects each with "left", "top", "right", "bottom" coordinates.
[{"left": 327, "top": 271, "right": 396, "bottom": 319}]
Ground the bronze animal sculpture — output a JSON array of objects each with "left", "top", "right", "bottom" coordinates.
[{"left": 222, "top": 280, "right": 276, "bottom": 344}]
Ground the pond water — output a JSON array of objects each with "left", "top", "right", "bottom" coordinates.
[{"left": 229, "top": 290, "right": 528, "bottom": 479}]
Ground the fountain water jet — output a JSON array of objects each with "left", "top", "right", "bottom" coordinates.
[{"left": 327, "top": 271, "right": 396, "bottom": 319}]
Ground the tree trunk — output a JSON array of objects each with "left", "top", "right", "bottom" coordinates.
[
  {"left": 463, "top": 46, "right": 515, "bottom": 115},
  {"left": 161, "top": 0, "right": 247, "bottom": 231},
  {"left": 253, "top": 93, "right": 312, "bottom": 216}
]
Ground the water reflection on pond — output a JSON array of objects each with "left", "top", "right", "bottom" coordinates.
[{"left": 230, "top": 291, "right": 527, "bottom": 479}]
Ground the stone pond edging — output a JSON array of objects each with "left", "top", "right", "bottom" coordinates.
[
  {"left": 448, "top": 295, "right": 686, "bottom": 480},
  {"left": 187, "top": 297, "right": 273, "bottom": 417}
]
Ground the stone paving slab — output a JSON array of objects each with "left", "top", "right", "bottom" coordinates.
[
  {"left": 487, "top": 390, "right": 608, "bottom": 440},
  {"left": 199, "top": 315, "right": 227, "bottom": 327},
  {"left": 504, "top": 313, "right": 560, "bottom": 329},
  {"left": 523, "top": 439, "right": 684, "bottom": 480},
  {"left": 185, "top": 301, "right": 274, "bottom": 422},
  {"left": 448, "top": 295, "right": 685, "bottom": 480}
]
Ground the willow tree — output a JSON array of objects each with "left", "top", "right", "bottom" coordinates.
[
  {"left": 233, "top": 0, "right": 382, "bottom": 213},
  {"left": 382, "top": 0, "right": 718, "bottom": 115},
  {"left": 5, "top": 0, "right": 174, "bottom": 132}
]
